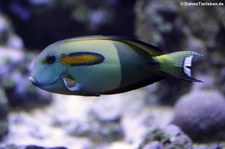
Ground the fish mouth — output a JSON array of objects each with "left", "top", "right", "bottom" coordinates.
[
  {"left": 29, "top": 64, "right": 67, "bottom": 87},
  {"left": 29, "top": 76, "right": 41, "bottom": 86},
  {"left": 29, "top": 72, "right": 65, "bottom": 87}
]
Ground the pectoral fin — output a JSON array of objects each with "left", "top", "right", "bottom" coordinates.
[{"left": 63, "top": 74, "right": 81, "bottom": 91}]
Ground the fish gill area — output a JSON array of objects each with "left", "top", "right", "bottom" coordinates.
[{"left": 0, "top": 0, "right": 225, "bottom": 149}]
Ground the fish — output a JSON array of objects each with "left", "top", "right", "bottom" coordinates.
[{"left": 29, "top": 36, "right": 203, "bottom": 96}]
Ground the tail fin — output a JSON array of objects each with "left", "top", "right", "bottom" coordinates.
[{"left": 155, "top": 51, "right": 203, "bottom": 82}]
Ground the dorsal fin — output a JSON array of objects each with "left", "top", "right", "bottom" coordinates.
[
  {"left": 58, "top": 36, "right": 162, "bottom": 56},
  {"left": 105, "top": 36, "right": 162, "bottom": 56}
]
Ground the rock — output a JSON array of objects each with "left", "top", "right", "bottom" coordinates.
[
  {"left": 143, "top": 141, "right": 164, "bottom": 149},
  {"left": 0, "top": 144, "right": 67, "bottom": 149},
  {"left": 0, "top": 88, "right": 9, "bottom": 140},
  {"left": 194, "top": 144, "right": 224, "bottom": 149},
  {"left": 55, "top": 95, "right": 126, "bottom": 143},
  {"left": 66, "top": 113, "right": 124, "bottom": 143},
  {"left": 87, "top": 96, "right": 123, "bottom": 123},
  {"left": 220, "top": 68, "right": 225, "bottom": 96},
  {"left": 0, "top": 15, "right": 23, "bottom": 49},
  {"left": 172, "top": 90, "right": 225, "bottom": 142},
  {"left": 0, "top": 47, "right": 52, "bottom": 110},
  {"left": 207, "top": 144, "right": 223, "bottom": 149},
  {"left": 138, "top": 125, "right": 192, "bottom": 149}
]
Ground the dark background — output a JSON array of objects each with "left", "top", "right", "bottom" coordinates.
[{"left": 0, "top": 0, "right": 136, "bottom": 49}]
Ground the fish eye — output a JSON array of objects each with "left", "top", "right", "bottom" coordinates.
[{"left": 46, "top": 55, "right": 56, "bottom": 64}]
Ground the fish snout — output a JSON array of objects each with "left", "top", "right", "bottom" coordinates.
[{"left": 29, "top": 76, "right": 40, "bottom": 86}]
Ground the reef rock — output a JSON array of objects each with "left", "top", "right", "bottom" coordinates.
[
  {"left": 138, "top": 125, "right": 192, "bottom": 149},
  {"left": 172, "top": 90, "right": 225, "bottom": 142}
]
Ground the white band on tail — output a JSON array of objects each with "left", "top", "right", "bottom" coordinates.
[{"left": 183, "top": 56, "right": 193, "bottom": 77}]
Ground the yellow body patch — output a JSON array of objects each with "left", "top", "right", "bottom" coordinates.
[{"left": 60, "top": 52, "right": 104, "bottom": 66}]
